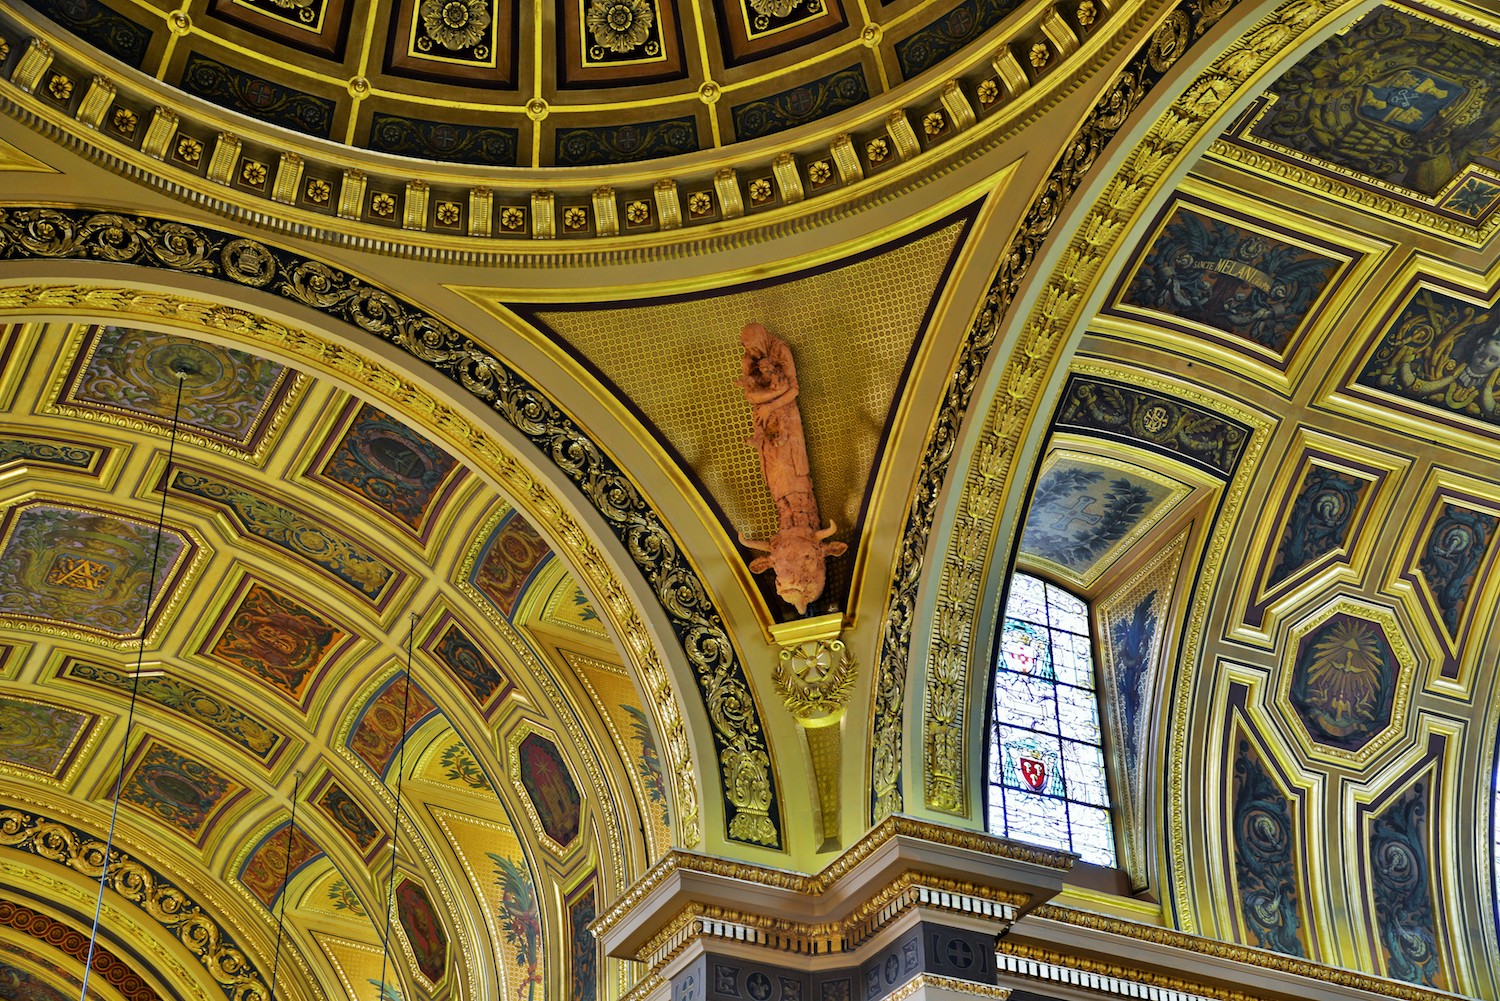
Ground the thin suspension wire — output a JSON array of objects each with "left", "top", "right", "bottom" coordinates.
[
  {"left": 268, "top": 769, "right": 303, "bottom": 1001},
  {"left": 79, "top": 372, "right": 187, "bottom": 1001},
  {"left": 375, "top": 613, "right": 418, "bottom": 1001}
]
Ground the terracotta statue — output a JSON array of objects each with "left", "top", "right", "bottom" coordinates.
[{"left": 736, "top": 322, "right": 846, "bottom": 614}]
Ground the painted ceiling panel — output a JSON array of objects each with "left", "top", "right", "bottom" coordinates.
[{"left": 0, "top": 319, "right": 665, "bottom": 1001}]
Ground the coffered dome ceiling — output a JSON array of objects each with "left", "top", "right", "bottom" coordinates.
[
  {"left": 0, "top": 319, "right": 669, "bottom": 1001},
  {"left": 13, "top": 0, "right": 1086, "bottom": 168},
  {"left": 982, "top": 0, "right": 1500, "bottom": 985},
  {"left": 9, "top": 0, "right": 1500, "bottom": 996}
]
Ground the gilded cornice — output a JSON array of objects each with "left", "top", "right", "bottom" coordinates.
[
  {"left": 0, "top": 0, "right": 1156, "bottom": 262},
  {"left": 0, "top": 276, "right": 711, "bottom": 850},
  {"left": 1018, "top": 905, "right": 1467, "bottom": 1001},
  {"left": 635, "top": 875, "right": 1022, "bottom": 970},
  {"left": 594, "top": 815, "right": 1071, "bottom": 938}
]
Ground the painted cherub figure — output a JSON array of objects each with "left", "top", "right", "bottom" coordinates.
[{"left": 1398, "top": 311, "right": 1500, "bottom": 417}]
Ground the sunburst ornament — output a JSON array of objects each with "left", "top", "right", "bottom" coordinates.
[
  {"left": 1303, "top": 617, "right": 1387, "bottom": 737},
  {"left": 585, "top": 0, "right": 654, "bottom": 53}
]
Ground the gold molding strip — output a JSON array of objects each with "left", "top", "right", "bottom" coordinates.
[
  {"left": 336, "top": 168, "right": 366, "bottom": 219},
  {"left": 640, "top": 877, "right": 1021, "bottom": 971},
  {"left": 271, "top": 153, "right": 303, "bottom": 205},
  {"left": 467, "top": 187, "right": 493, "bottom": 237}
]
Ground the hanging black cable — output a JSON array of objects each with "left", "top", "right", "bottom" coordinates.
[
  {"left": 79, "top": 371, "right": 186, "bottom": 1001},
  {"left": 375, "top": 613, "right": 419, "bottom": 1001},
  {"left": 268, "top": 769, "right": 303, "bottom": 1001}
]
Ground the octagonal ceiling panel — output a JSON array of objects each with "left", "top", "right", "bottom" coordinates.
[
  {"left": 52, "top": 324, "right": 300, "bottom": 458},
  {"left": 0, "top": 501, "right": 197, "bottom": 644}
]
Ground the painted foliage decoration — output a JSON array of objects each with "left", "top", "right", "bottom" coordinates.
[
  {"left": 1288, "top": 613, "right": 1398, "bottom": 752},
  {"left": 1267, "top": 465, "right": 1366, "bottom": 588},
  {"left": 0, "top": 503, "right": 190, "bottom": 640},
  {"left": 440, "top": 740, "right": 491, "bottom": 790},
  {"left": 241, "top": 822, "right": 324, "bottom": 906},
  {"left": 623, "top": 704, "right": 670, "bottom": 829},
  {"left": 1369, "top": 781, "right": 1445, "bottom": 987},
  {"left": 516, "top": 732, "right": 582, "bottom": 846},
  {"left": 1120, "top": 206, "right": 1338, "bottom": 352},
  {"left": 432, "top": 621, "right": 514, "bottom": 709},
  {"left": 0, "top": 696, "right": 93, "bottom": 778},
  {"left": 64, "top": 660, "right": 282, "bottom": 760},
  {"left": 173, "top": 469, "right": 397, "bottom": 603},
  {"left": 62, "top": 326, "right": 293, "bottom": 450},
  {"left": 315, "top": 782, "right": 383, "bottom": 856},
  {"left": 1417, "top": 501, "right": 1498, "bottom": 637},
  {"left": 396, "top": 878, "right": 446, "bottom": 984},
  {"left": 1106, "top": 592, "right": 1157, "bottom": 788},
  {"left": 120, "top": 740, "right": 243, "bottom": 844},
  {"left": 473, "top": 513, "right": 553, "bottom": 618},
  {"left": 1019, "top": 459, "right": 1172, "bottom": 572},
  {"left": 488, "top": 853, "right": 543, "bottom": 1001},
  {"left": 567, "top": 880, "right": 597, "bottom": 1001},
  {"left": 348, "top": 673, "right": 439, "bottom": 776},
  {"left": 1357, "top": 290, "right": 1500, "bottom": 426},
  {"left": 1230, "top": 737, "right": 1307, "bottom": 957},
  {"left": 1248, "top": 8, "right": 1500, "bottom": 197}
]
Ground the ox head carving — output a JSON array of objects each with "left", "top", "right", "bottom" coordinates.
[{"left": 740, "top": 523, "right": 847, "bottom": 615}]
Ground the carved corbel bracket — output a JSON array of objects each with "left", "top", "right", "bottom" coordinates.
[{"left": 770, "top": 613, "right": 854, "bottom": 850}]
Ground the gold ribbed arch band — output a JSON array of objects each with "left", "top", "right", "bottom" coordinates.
[
  {"left": 0, "top": 266, "right": 722, "bottom": 851},
  {"left": 867, "top": 0, "right": 1359, "bottom": 834}
]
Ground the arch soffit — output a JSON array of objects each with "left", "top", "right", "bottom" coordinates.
[
  {"left": 877, "top": 0, "right": 1369, "bottom": 903},
  {"left": 0, "top": 263, "right": 732, "bottom": 856}
]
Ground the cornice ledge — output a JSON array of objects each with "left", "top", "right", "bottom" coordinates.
[
  {"left": 1006, "top": 906, "right": 1469, "bottom": 1001},
  {"left": 597, "top": 816, "right": 1073, "bottom": 959}
]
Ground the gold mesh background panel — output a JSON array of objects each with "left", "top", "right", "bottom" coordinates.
[{"left": 529, "top": 220, "right": 968, "bottom": 546}]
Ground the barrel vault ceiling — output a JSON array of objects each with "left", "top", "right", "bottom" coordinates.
[{"left": 2, "top": 0, "right": 1500, "bottom": 998}]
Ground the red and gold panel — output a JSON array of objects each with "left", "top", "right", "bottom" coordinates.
[
  {"left": 201, "top": 577, "right": 354, "bottom": 710},
  {"left": 469, "top": 511, "right": 553, "bottom": 619},
  {"left": 240, "top": 821, "right": 326, "bottom": 907}
]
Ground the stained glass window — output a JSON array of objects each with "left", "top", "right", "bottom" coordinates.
[{"left": 988, "top": 573, "right": 1117, "bottom": 866}]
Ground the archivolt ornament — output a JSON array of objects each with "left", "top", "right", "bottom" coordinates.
[
  {"left": 0, "top": 207, "right": 778, "bottom": 846},
  {"left": 0, "top": 808, "right": 270, "bottom": 1001},
  {"left": 869, "top": 0, "right": 1250, "bottom": 823},
  {"left": 892, "top": 0, "right": 1336, "bottom": 936}
]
